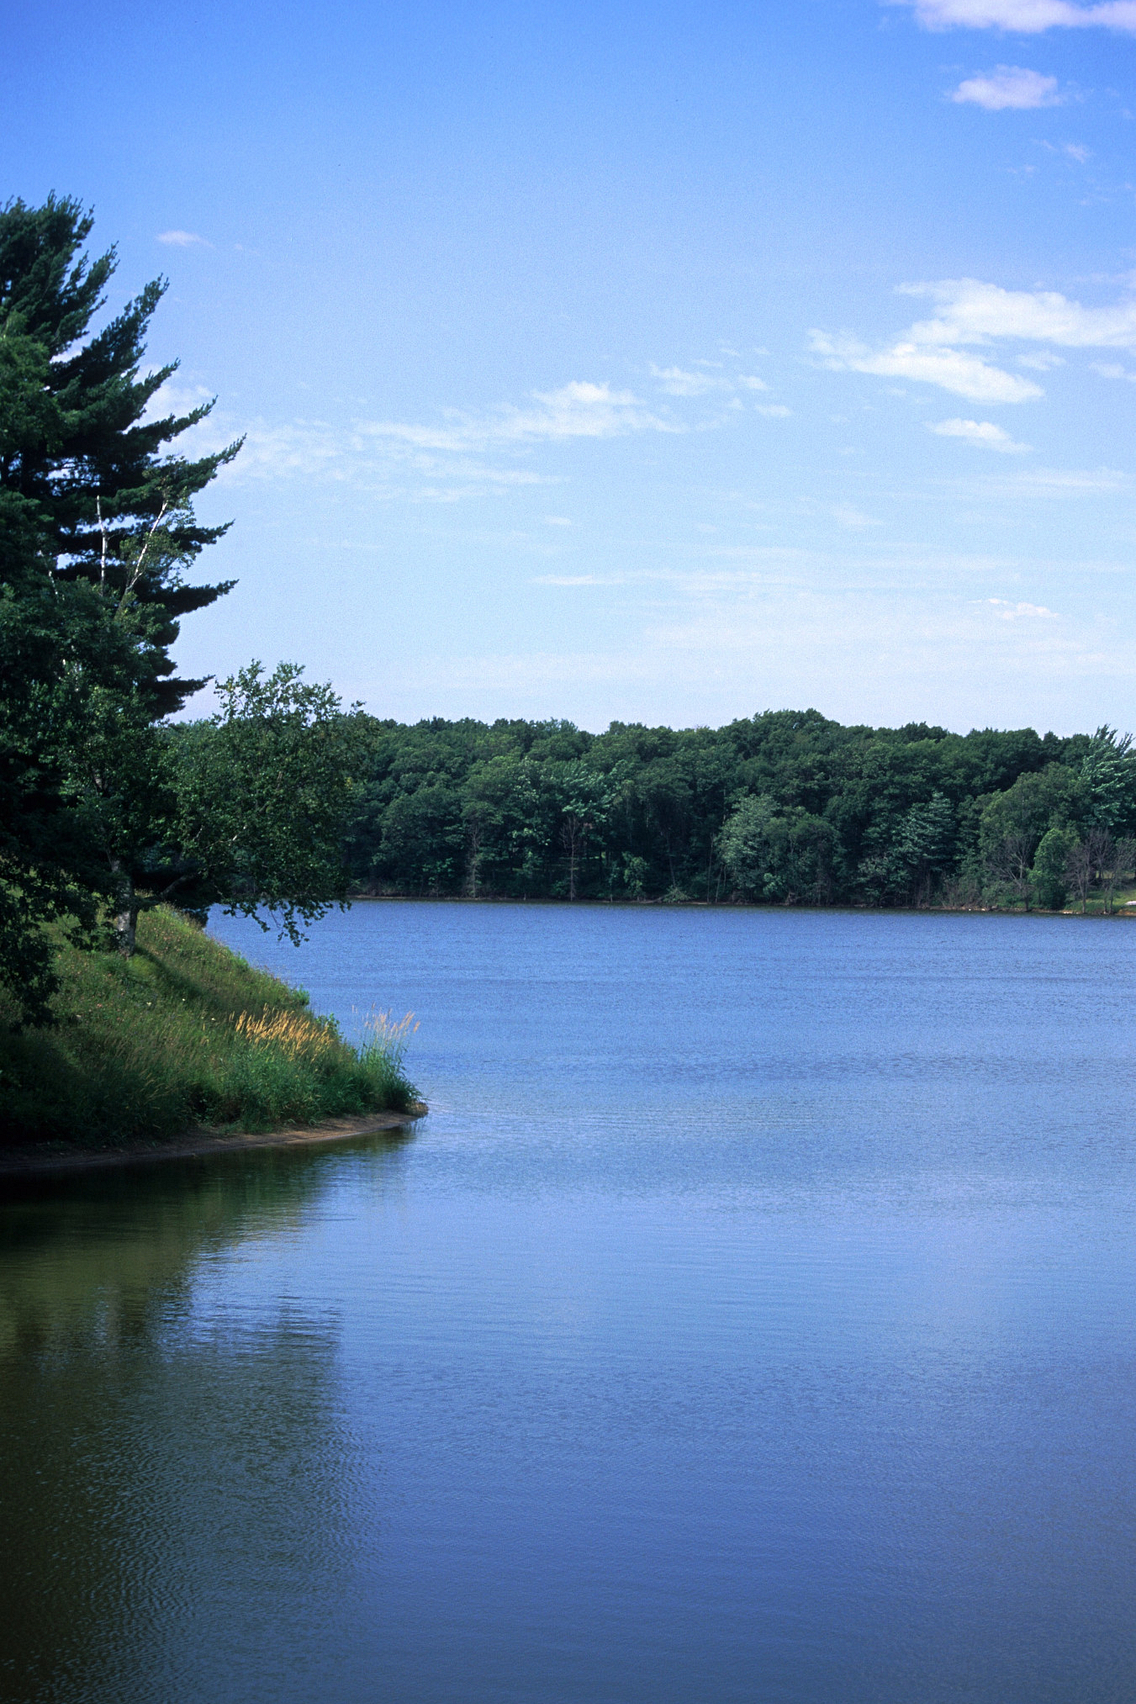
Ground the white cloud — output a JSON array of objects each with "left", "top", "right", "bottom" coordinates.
[
  {"left": 754, "top": 402, "right": 793, "bottom": 417},
  {"left": 532, "top": 575, "right": 610, "bottom": 586},
  {"left": 811, "top": 331, "right": 1041, "bottom": 402},
  {"left": 154, "top": 363, "right": 792, "bottom": 506},
  {"left": 950, "top": 66, "right": 1061, "bottom": 107},
  {"left": 896, "top": 278, "right": 1136, "bottom": 350},
  {"left": 650, "top": 365, "right": 781, "bottom": 410},
  {"left": 1091, "top": 361, "right": 1136, "bottom": 379},
  {"left": 196, "top": 411, "right": 557, "bottom": 499},
  {"left": 543, "top": 515, "right": 573, "bottom": 526},
  {"left": 143, "top": 381, "right": 215, "bottom": 420},
  {"left": 157, "top": 229, "right": 212, "bottom": 247},
  {"left": 987, "top": 465, "right": 1128, "bottom": 494},
  {"left": 358, "top": 381, "right": 679, "bottom": 453},
  {"left": 929, "top": 416, "right": 1033, "bottom": 451},
  {"left": 149, "top": 374, "right": 695, "bottom": 500},
  {"left": 894, "top": 0, "right": 1136, "bottom": 33},
  {"left": 984, "top": 598, "right": 1059, "bottom": 618},
  {"left": 813, "top": 277, "right": 1136, "bottom": 404},
  {"left": 651, "top": 365, "right": 732, "bottom": 396}
]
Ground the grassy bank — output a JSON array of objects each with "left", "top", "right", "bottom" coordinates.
[{"left": 0, "top": 908, "right": 419, "bottom": 1146}]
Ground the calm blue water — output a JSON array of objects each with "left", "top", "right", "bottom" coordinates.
[{"left": 2, "top": 902, "right": 1135, "bottom": 1703}]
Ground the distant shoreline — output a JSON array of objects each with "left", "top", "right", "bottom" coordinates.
[
  {"left": 0, "top": 1105, "right": 428, "bottom": 1186},
  {"left": 344, "top": 893, "right": 1136, "bottom": 917}
]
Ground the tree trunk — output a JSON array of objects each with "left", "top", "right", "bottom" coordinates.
[
  {"left": 465, "top": 823, "right": 481, "bottom": 898},
  {"left": 561, "top": 815, "right": 582, "bottom": 900},
  {"left": 110, "top": 861, "right": 138, "bottom": 955}
]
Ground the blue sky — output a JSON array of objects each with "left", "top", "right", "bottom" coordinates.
[{"left": 4, "top": 0, "right": 1136, "bottom": 733}]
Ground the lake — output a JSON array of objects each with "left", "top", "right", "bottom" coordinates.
[{"left": 2, "top": 902, "right": 1135, "bottom": 1703}]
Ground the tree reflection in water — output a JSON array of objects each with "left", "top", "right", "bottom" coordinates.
[{"left": 0, "top": 1136, "right": 411, "bottom": 1704}]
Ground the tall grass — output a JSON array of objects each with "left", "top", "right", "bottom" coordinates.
[{"left": 0, "top": 908, "right": 420, "bottom": 1146}]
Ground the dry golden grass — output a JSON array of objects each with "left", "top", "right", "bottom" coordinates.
[{"left": 234, "top": 1006, "right": 338, "bottom": 1059}]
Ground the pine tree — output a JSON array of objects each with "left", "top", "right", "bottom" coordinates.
[
  {"left": 0, "top": 192, "right": 241, "bottom": 714},
  {"left": 0, "top": 195, "right": 242, "bottom": 1015}
]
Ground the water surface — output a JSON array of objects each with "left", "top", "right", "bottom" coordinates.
[{"left": 2, "top": 903, "right": 1135, "bottom": 1703}]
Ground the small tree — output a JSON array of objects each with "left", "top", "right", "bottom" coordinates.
[
  {"left": 1065, "top": 827, "right": 1113, "bottom": 913},
  {"left": 545, "top": 761, "right": 613, "bottom": 900},
  {"left": 719, "top": 794, "right": 835, "bottom": 905},
  {"left": 1079, "top": 727, "right": 1136, "bottom": 832},
  {"left": 985, "top": 831, "right": 1035, "bottom": 909},
  {"left": 1100, "top": 834, "right": 1136, "bottom": 914},
  {"left": 1029, "top": 825, "right": 1079, "bottom": 911},
  {"left": 169, "top": 663, "right": 365, "bottom": 944},
  {"left": 894, "top": 791, "right": 956, "bottom": 906}
]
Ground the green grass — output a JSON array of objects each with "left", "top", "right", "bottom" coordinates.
[{"left": 0, "top": 908, "right": 420, "bottom": 1147}]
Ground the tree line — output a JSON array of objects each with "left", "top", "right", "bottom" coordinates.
[{"left": 332, "top": 710, "right": 1136, "bottom": 912}]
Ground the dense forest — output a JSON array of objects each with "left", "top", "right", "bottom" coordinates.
[{"left": 334, "top": 711, "right": 1136, "bottom": 911}]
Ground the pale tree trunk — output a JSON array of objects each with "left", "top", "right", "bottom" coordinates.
[
  {"left": 110, "top": 860, "right": 139, "bottom": 955},
  {"left": 561, "top": 820, "right": 582, "bottom": 900},
  {"left": 465, "top": 822, "right": 482, "bottom": 898}
]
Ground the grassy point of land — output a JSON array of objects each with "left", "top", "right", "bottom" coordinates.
[{"left": 0, "top": 908, "right": 419, "bottom": 1147}]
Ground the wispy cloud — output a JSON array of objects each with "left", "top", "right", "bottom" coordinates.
[
  {"left": 155, "top": 356, "right": 799, "bottom": 503},
  {"left": 359, "top": 381, "right": 680, "bottom": 452},
  {"left": 896, "top": 278, "right": 1136, "bottom": 348},
  {"left": 893, "top": 0, "right": 1136, "bottom": 34},
  {"left": 813, "top": 277, "right": 1136, "bottom": 403},
  {"left": 984, "top": 598, "right": 1059, "bottom": 618},
  {"left": 651, "top": 365, "right": 733, "bottom": 396},
  {"left": 532, "top": 575, "right": 612, "bottom": 586},
  {"left": 148, "top": 373, "right": 713, "bottom": 501},
  {"left": 929, "top": 416, "right": 1032, "bottom": 451},
  {"left": 984, "top": 465, "right": 1128, "bottom": 494},
  {"left": 950, "top": 66, "right": 1061, "bottom": 107},
  {"left": 156, "top": 229, "right": 212, "bottom": 247},
  {"left": 832, "top": 505, "right": 882, "bottom": 528},
  {"left": 649, "top": 363, "right": 784, "bottom": 413},
  {"left": 811, "top": 331, "right": 1040, "bottom": 402},
  {"left": 168, "top": 405, "right": 557, "bottom": 499}
]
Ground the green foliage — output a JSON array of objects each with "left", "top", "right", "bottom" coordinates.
[
  {"left": 1078, "top": 727, "right": 1136, "bottom": 829},
  {"left": 718, "top": 795, "right": 835, "bottom": 903},
  {"left": 0, "top": 193, "right": 240, "bottom": 714},
  {"left": 0, "top": 194, "right": 242, "bottom": 1015},
  {"left": 0, "top": 557, "right": 159, "bottom": 1018},
  {"left": 168, "top": 661, "right": 365, "bottom": 939},
  {"left": 1, "top": 200, "right": 366, "bottom": 1020},
  {"left": 0, "top": 907, "right": 418, "bottom": 1144},
  {"left": 976, "top": 764, "right": 1086, "bottom": 908},
  {"left": 1029, "top": 825, "right": 1080, "bottom": 912},
  {"left": 337, "top": 708, "right": 1114, "bottom": 909}
]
